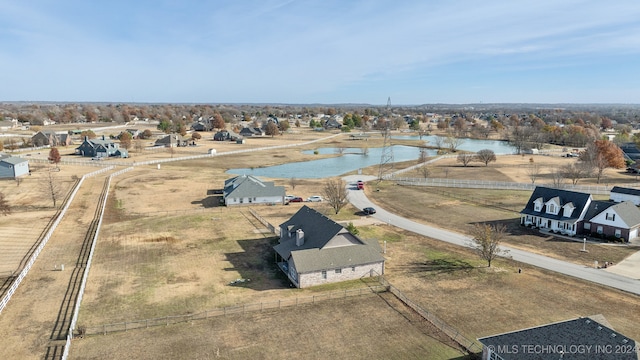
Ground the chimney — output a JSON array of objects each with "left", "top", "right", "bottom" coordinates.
[
  {"left": 102, "top": 135, "right": 105, "bottom": 140},
  {"left": 295, "top": 229, "right": 305, "bottom": 246}
]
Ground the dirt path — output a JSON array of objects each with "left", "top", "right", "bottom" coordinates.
[{"left": 0, "top": 175, "right": 109, "bottom": 360}]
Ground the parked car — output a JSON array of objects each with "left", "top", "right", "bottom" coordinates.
[
  {"left": 289, "top": 197, "right": 303, "bottom": 202},
  {"left": 357, "top": 180, "right": 364, "bottom": 190},
  {"left": 285, "top": 195, "right": 296, "bottom": 201},
  {"left": 362, "top": 207, "right": 376, "bottom": 215},
  {"left": 307, "top": 196, "right": 323, "bottom": 202}
]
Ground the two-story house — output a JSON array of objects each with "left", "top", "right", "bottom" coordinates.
[
  {"left": 521, "top": 187, "right": 640, "bottom": 241},
  {"left": 520, "top": 187, "right": 592, "bottom": 236}
]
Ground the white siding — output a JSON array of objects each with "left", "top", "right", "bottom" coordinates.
[{"left": 610, "top": 192, "right": 640, "bottom": 206}]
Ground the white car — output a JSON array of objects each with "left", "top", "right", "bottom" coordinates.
[
  {"left": 307, "top": 196, "right": 323, "bottom": 202},
  {"left": 285, "top": 195, "right": 296, "bottom": 201}
]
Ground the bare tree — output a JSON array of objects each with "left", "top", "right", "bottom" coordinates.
[
  {"left": 444, "top": 134, "right": 464, "bottom": 152},
  {"left": 475, "top": 149, "right": 497, "bottom": 166},
  {"left": 134, "top": 139, "right": 145, "bottom": 153},
  {"left": 289, "top": 177, "right": 298, "bottom": 191},
  {"left": 550, "top": 169, "right": 566, "bottom": 189},
  {"left": 336, "top": 146, "right": 346, "bottom": 155},
  {"left": 322, "top": 179, "right": 349, "bottom": 215},
  {"left": 416, "top": 165, "right": 431, "bottom": 179},
  {"left": 433, "top": 135, "right": 444, "bottom": 149},
  {"left": 0, "top": 192, "right": 10, "bottom": 216},
  {"left": 468, "top": 223, "right": 508, "bottom": 268},
  {"left": 526, "top": 164, "right": 541, "bottom": 184},
  {"left": 42, "top": 171, "right": 62, "bottom": 208},
  {"left": 561, "top": 163, "right": 591, "bottom": 185},
  {"left": 457, "top": 153, "right": 474, "bottom": 167},
  {"left": 508, "top": 126, "right": 534, "bottom": 154}
]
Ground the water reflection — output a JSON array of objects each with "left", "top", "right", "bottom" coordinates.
[{"left": 227, "top": 137, "right": 514, "bottom": 179}]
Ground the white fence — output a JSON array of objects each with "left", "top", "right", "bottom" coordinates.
[
  {"left": 0, "top": 166, "right": 113, "bottom": 316},
  {"left": 62, "top": 167, "right": 133, "bottom": 359},
  {"left": 393, "top": 177, "right": 612, "bottom": 195}
]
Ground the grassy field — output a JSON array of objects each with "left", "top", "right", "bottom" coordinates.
[{"left": 4, "top": 129, "right": 640, "bottom": 359}]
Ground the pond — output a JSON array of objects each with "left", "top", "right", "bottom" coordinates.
[{"left": 227, "top": 137, "right": 514, "bottom": 179}]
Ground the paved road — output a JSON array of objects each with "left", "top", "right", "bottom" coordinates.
[{"left": 344, "top": 175, "right": 640, "bottom": 296}]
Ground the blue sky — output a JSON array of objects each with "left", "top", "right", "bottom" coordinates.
[{"left": 1, "top": 0, "right": 639, "bottom": 104}]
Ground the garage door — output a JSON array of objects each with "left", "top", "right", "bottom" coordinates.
[{"left": 629, "top": 228, "right": 638, "bottom": 240}]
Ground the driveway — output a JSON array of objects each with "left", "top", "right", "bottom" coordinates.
[{"left": 343, "top": 175, "right": 640, "bottom": 295}]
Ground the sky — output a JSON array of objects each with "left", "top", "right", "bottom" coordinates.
[{"left": 1, "top": 1, "right": 639, "bottom": 105}]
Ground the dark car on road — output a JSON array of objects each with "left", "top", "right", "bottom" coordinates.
[
  {"left": 362, "top": 207, "right": 376, "bottom": 215},
  {"left": 288, "top": 197, "right": 303, "bottom": 202}
]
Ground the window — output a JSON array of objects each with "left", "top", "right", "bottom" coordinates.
[
  {"left": 321, "top": 271, "right": 327, "bottom": 279},
  {"left": 547, "top": 204, "right": 555, "bottom": 214},
  {"left": 615, "top": 229, "right": 621, "bottom": 238},
  {"left": 597, "top": 226, "right": 603, "bottom": 234},
  {"left": 335, "top": 268, "right": 341, "bottom": 274},
  {"left": 534, "top": 204, "right": 542, "bottom": 211},
  {"left": 584, "top": 223, "right": 591, "bottom": 230},
  {"left": 606, "top": 213, "right": 616, "bottom": 221},
  {"left": 352, "top": 266, "right": 356, "bottom": 272}
]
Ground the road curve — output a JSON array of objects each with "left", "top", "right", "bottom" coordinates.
[{"left": 343, "top": 175, "right": 640, "bottom": 296}]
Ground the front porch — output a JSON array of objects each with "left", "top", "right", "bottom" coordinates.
[{"left": 521, "top": 215, "right": 577, "bottom": 236}]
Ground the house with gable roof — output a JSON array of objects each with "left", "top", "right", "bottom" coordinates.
[
  {"left": 0, "top": 153, "right": 29, "bottom": 179},
  {"left": 478, "top": 315, "right": 639, "bottom": 360},
  {"left": 521, "top": 186, "right": 640, "bottom": 241},
  {"left": 75, "top": 136, "right": 128, "bottom": 158},
  {"left": 582, "top": 200, "right": 640, "bottom": 241},
  {"left": 520, "top": 186, "right": 592, "bottom": 236},
  {"left": 274, "top": 206, "right": 385, "bottom": 288},
  {"left": 223, "top": 174, "right": 285, "bottom": 206},
  {"left": 610, "top": 186, "right": 640, "bottom": 206}
]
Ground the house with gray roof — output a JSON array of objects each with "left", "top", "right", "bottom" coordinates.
[
  {"left": 154, "top": 134, "right": 188, "bottom": 147},
  {"left": 610, "top": 186, "right": 640, "bottom": 206},
  {"left": 478, "top": 315, "right": 638, "bottom": 360},
  {"left": 238, "top": 127, "right": 264, "bottom": 137},
  {"left": 582, "top": 200, "right": 640, "bottom": 241},
  {"left": 75, "top": 136, "right": 128, "bottom": 158},
  {"left": 223, "top": 175, "right": 285, "bottom": 206},
  {"left": 0, "top": 154, "right": 29, "bottom": 179},
  {"left": 32, "top": 131, "right": 73, "bottom": 147},
  {"left": 274, "top": 206, "right": 385, "bottom": 288}
]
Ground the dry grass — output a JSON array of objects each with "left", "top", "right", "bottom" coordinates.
[
  {"left": 72, "top": 294, "right": 467, "bottom": 360},
  {"left": 4, "top": 131, "right": 640, "bottom": 360}
]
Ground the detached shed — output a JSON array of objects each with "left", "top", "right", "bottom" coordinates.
[{"left": 0, "top": 154, "right": 29, "bottom": 179}]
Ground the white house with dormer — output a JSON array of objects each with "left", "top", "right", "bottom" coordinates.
[
  {"left": 520, "top": 187, "right": 593, "bottom": 236},
  {"left": 521, "top": 187, "right": 640, "bottom": 242}
]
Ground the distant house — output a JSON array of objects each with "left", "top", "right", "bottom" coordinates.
[
  {"left": 32, "top": 131, "right": 73, "bottom": 147},
  {"left": 0, "top": 119, "right": 19, "bottom": 131},
  {"left": 521, "top": 186, "right": 640, "bottom": 241},
  {"left": 223, "top": 174, "right": 285, "bottom": 206},
  {"left": 323, "top": 116, "right": 342, "bottom": 129},
  {"left": 154, "top": 134, "right": 188, "bottom": 147},
  {"left": 125, "top": 129, "right": 141, "bottom": 138},
  {"left": 478, "top": 315, "right": 639, "bottom": 360},
  {"left": 213, "top": 130, "right": 241, "bottom": 142},
  {"left": 75, "top": 136, "right": 128, "bottom": 158},
  {"left": 238, "top": 127, "right": 264, "bottom": 137},
  {"left": 274, "top": 206, "right": 385, "bottom": 288},
  {"left": 0, "top": 153, "right": 29, "bottom": 179},
  {"left": 191, "top": 117, "right": 213, "bottom": 132},
  {"left": 610, "top": 186, "right": 640, "bottom": 206}
]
